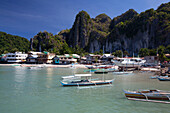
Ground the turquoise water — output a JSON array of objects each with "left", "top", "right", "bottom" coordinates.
[{"left": 0, "top": 66, "right": 170, "bottom": 113}]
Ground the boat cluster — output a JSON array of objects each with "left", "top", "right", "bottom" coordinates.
[
  {"left": 150, "top": 67, "right": 170, "bottom": 81},
  {"left": 60, "top": 64, "right": 170, "bottom": 104}
]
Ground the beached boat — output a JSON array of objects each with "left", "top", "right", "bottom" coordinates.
[
  {"left": 113, "top": 71, "right": 133, "bottom": 75},
  {"left": 60, "top": 74, "right": 114, "bottom": 87},
  {"left": 112, "top": 57, "right": 146, "bottom": 66},
  {"left": 158, "top": 76, "right": 170, "bottom": 81},
  {"left": 140, "top": 67, "right": 160, "bottom": 72},
  {"left": 123, "top": 89, "right": 170, "bottom": 102}
]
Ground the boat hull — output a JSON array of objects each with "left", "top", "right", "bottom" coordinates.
[
  {"left": 113, "top": 71, "right": 133, "bottom": 75},
  {"left": 124, "top": 90, "right": 170, "bottom": 101},
  {"left": 158, "top": 77, "right": 170, "bottom": 81},
  {"left": 60, "top": 80, "right": 113, "bottom": 87},
  {"left": 94, "top": 71, "right": 108, "bottom": 74}
]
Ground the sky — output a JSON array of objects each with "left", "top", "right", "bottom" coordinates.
[{"left": 0, "top": 0, "right": 169, "bottom": 40}]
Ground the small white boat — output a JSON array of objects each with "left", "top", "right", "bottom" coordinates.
[
  {"left": 140, "top": 67, "right": 160, "bottom": 72},
  {"left": 60, "top": 74, "right": 114, "bottom": 87},
  {"left": 113, "top": 71, "right": 133, "bottom": 75},
  {"left": 158, "top": 76, "right": 170, "bottom": 81},
  {"left": 28, "top": 65, "right": 44, "bottom": 69}
]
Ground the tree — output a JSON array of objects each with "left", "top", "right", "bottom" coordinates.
[
  {"left": 11, "top": 48, "right": 19, "bottom": 53},
  {"left": 158, "top": 45, "right": 166, "bottom": 62},
  {"left": 115, "top": 50, "right": 123, "bottom": 57},
  {"left": 149, "top": 49, "right": 157, "bottom": 56},
  {"left": 139, "top": 48, "right": 149, "bottom": 57},
  {"left": 165, "top": 45, "right": 170, "bottom": 54},
  {"left": 123, "top": 51, "right": 129, "bottom": 57},
  {"left": 112, "top": 52, "right": 115, "bottom": 56}
]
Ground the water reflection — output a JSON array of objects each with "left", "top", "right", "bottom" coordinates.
[
  {"left": 14, "top": 66, "right": 27, "bottom": 83},
  {"left": 46, "top": 68, "right": 54, "bottom": 88},
  {"left": 13, "top": 66, "right": 27, "bottom": 95}
]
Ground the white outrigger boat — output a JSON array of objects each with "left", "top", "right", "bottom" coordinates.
[
  {"left": 113, "top": 71, "right": 133, "bottom": 75},
  {"left": 123, "top": 89, "right": 170, "bottom": 104},
  {"left": 60, "top": 74, "right": 114, "bottom": 87},
  {"left": 28, "top": 65, "right": 44, "bottom": 70}
]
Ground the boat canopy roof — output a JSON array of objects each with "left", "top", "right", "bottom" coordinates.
[
  {"left": 74, "top": 74, "right": 92, "bottom": 77},
  {"left": 62, "top": 75, "right": 75, "bottom": 79}
]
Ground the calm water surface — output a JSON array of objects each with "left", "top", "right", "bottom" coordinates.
[{"left": 0, "top": 66, "right": 170, "bottom": 113}]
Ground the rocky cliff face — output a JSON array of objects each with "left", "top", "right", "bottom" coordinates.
[
  {"left": 64, "top": 2, "right": 169, "bottom": 54},
  {"left": 30, "top": 2, "right": 169, "bottom": 54},
  {"left": 67, "top": 11, "right": 91, "bottom": 48}
]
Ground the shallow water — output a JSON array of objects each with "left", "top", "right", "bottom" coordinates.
[{"left": 0, "top": 66, "right": 170, "bottom": 113}]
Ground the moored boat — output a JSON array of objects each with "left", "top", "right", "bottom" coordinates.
[
  {"left": 60, "top": 74, "right": 114, "bottom": 87},
  {"left": 123, "top": 89, "right": 170, "bottom": 101},
  {"left": 94, "top": 71, "right": 108, "bottom": 74},
  {"left": 158, "top": 76, "right": 170, "bottom": 81},
  {"left": 84, "top": 69, "right": 99, "bottom": 72},
  {"left": 113, "top": 71, "right": 133, "bottom": 75},
  {"left": 28, "top": 65, "right": 44, "bottom": 69}
]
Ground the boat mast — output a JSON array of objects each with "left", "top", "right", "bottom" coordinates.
[{"left": 103, "top": 46, "right": 104, "bottom": 54}]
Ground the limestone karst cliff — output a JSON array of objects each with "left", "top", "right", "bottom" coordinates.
[
  {"left": 30, "top": 2, "right": 170, "bottom": 54},
  {"left": 63, "top": 2, "right": 169, "bottom": 54}
]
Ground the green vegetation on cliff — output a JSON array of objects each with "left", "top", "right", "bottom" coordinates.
[
  {"left": 109, "top": 2, "right": 169, "bottom": 43},
  {"left": 0, "top": 31, "right": 30, "bottom": 54},
  {"left": 32, "top": 31, "right": 72, "bottom": 54}
]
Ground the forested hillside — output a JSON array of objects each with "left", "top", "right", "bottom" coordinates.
[{"left": 0, "top": 31, "right": 30, "bottom": 54}]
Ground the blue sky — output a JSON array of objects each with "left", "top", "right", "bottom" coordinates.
[{"left": 0, "top": 0, "right": 169, "bottom": 40}]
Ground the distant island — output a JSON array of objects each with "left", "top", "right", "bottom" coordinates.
[{"left": 0, "top": 2, "right": 169, "bottom": 57}]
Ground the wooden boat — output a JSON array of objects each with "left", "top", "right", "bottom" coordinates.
[
  {"left": 113, "top": 71, "right": 133, "bottom": 75},
  {"left": 94, "top": 70, "right": 108, "bottom": 74},
  {"left": 123, "top": 89, "right": 170, "bottom": 101},
  {"left": 28, "top": 65, "right": 44, "bottom": 69},
  {"left": 158, "top": 76, "right": 170, "bottom": 81},
  {"left": 85, "top": 66, "right": 96, "bottom": 69},
  {"left": 84, "top": 69, "right": 99, "bottom": 72},
  {"left": 60, "top": 74, "right": 114, "bottom": 87}
]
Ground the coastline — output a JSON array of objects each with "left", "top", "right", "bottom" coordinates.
[{"left": 0, "top": 64, "right": 87, "bottom": 68}]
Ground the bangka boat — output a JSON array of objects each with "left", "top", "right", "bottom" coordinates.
[
  {"left": 94, "top": 70, "right": 108, "bottom": 74},
  {"left": 85, "top": 66, "right": 96, "bottom": 69},
  {"left": 83, "top": 69, "right": 99, "bottom": 72},
  {"left": 113, "top": 71, "right": 133, "bottom": 75},
  {"left": 123, "top": 89, "right": 170, "bottom": 103},
  {"left": 28, "top": 65, "right": 44, "bottom": 69},
  {"left": 158, "top": 76, "right": 170, "bottom": 81},
  {"left": 60, "top": 74, "right": 114, "bottom": 87}
]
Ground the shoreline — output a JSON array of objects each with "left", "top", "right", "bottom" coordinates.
[{"left": 0, "top": 63, "right": 88, "bottom": 69}]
